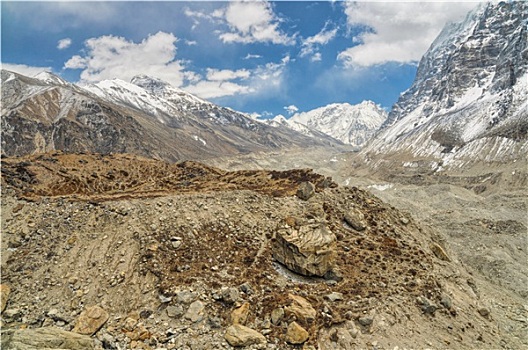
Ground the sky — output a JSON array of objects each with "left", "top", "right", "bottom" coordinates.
[{"left": 1, "top": 1, "right": 480, "bottom": 118}]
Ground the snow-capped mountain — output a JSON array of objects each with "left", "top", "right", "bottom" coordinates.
[
  {"left": 362, "top": 1, "right": 528, "bottom": 169},
  {"left": 1, "top": 70, "right": 339, "bottom": 160},
  {"left": 282, "top": 101, "right": 387, "bottom": 148},
  {"left": 262, "top": 114, "right": 343, "bottom": 145}
]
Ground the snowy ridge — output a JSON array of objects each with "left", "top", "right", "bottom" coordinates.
[
  {"left": 363, "top": 1, "right": 528, "bottom": 169},
  {"left": 287, "top": 101, "right": 387, "bottom": 147}
]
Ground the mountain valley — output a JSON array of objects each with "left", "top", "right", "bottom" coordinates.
[{"left": 1, "top": 2, "right": 527, "bottom": 350}]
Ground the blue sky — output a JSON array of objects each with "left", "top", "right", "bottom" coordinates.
[{"left": 1, "top": 1, "right": 478, "bottom": 118}]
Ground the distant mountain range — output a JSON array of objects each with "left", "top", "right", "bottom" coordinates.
[
  {"left": 263, "top": 101, "right": 387, "bottom": 148},
  {"left": 361, "top": 1, "right": 528, "bottom": 170},
  {"left": 1, "top": 70, "right": 341, "bottom": 161}
]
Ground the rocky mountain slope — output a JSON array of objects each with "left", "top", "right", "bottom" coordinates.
[
  {"left": 1, "top": 70, "right": 341, "bottom": 162},
  {"left": 361, "top": 1, "right": 528, "bottom": 171},
  {"left": 2, "top": 151, "right": 525, "bottom": 349},
  {"left": 265, "top": 101, "right": 387, "bottom": 148}
]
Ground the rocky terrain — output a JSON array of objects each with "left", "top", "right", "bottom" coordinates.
[{"left": 2, "top": 151, "right": 525, "bottom": 350}]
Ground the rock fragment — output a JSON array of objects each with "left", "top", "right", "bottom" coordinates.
[
  {"left": 224, "top": 324, "right": 267, "bottom": 347},
  {"left": 285, "top": 321, "right": 309, "bottom": 344},
  {"left": 1, "top": 327, "right": 95, "bottom": 349},
  {"left": 296, "top": 181, "right": 315, "bottom": 200},
  {"left": 184, "top": 300, "right": 205, "bottom": 323},
  {"left": 231, "top": 302, "right": 250, "bottom": 325},
  {"left": 344, "top": 209, "right": 367, "bottom": 231},
  {"left": 285, "top": 294, "right": 316, "bottom": 324},
  {"left": 73, "top": 305, "right": 109, "bottom": 335}
]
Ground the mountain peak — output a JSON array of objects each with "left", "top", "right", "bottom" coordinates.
[
  {"left": 131, "top": 74, "right": 170, "bottom": 91},
  {"left": 33, "top": 71, "right": 69, "bottom": 86}
]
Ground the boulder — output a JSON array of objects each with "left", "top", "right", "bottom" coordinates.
[
  {"left": 296, "top": 181, "right": 315, "bottom": 201},
  {"left": 230, "top": 302, "right": 250, "bottom": 325},
  {"left": 224, "top": 324, "right": 266, "bottom": 347},
  {"left": 73, "top": 305, "right": 109, "bottom": 335},
  {"left": 285, "top": 321, "right": 309, "bottom": 344},
  {"left": 1, "top": 327, "right": 95, "bottom": 349},
  {"left": 344, "top": 209, "right": 367, "bottom": 231},
  {"left": 285, "top": 294, "right": 316, "bottom": 325},
  {"left": 273, "top": 223, "right": 336, "bottom": 277}
]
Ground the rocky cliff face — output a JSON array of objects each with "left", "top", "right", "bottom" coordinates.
[
  {"left": 363, "top": 1, "right": 528, "bottom": 170},
  {"left": 1, "top": 70, "right": 340, "bottom": 161}
]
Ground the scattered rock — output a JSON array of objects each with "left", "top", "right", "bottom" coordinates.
[
  {"left": 440, "top": 294, "right": 452, "bottom": 310},
  {"left": 224, "top": 324, "right": 267, "bottom": 347},
  {"left": 239, "top": 282, "right": 253, "bottom": 295},
  {"left": 184, "top": 300, "right": 205, "bottom": 323},
  {"left": 285, "top": 321, "right": 309, "bottom": 344},
  {"left": 344, "top": 209, "right": 367, "bottom": 231},
  {"left": 430, "top": 243, "right": 451, "bottom": 261},
  {"left": 3, "top": 308, "right": 21, "bottom": 322},
  {"left": 0, "top": 284, "right": 10, "bottom": 313},
  {"left": 176, "top": 290, "right": 196, "bottom": 304},
  {"left": 221, "top": 287, "right": 240, "bottom": 304},
  {"left": 358, "top": 315, "right": 373, "bottom": 327},
  {"left": 285, "top": 294, "right": 316, "bottom": 324},
  {"left": 478, "top": 307, "right": 490, "bottom": 317},
  {"left": 166, "top": 305, "right": 184, "bottom": 318},
  {"left": 324, "top": 292, "right": 344, "bottom": 302},
  {"left": 1, "top": 327, "right": 95, "bottom": 349},
  {"left": 273, "top": 223, "right": 336, "bottom": 277},
  {"left": 73, "top": 305, "right": 109, "bottom": 335},
  {"left": 271, "top": 307, "right": 284, "bottom": 326},
  {"left": 296, "top": 181, "right": 315, "bottom": 201},
  {"left": 231, "top": 302, "right": 250, "bottom": 325}
]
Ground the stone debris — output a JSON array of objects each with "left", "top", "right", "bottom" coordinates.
[
  {"left": 285, "top": 321, "right": 309, "bottom": 344},
  {"left": 285, "top": 294, "right": 316, "bottom": 325},
  {"left": 72, "top": 306, "right": 109, "bottom": 335},
  {"left": 184, "top": 300, "right": 205, "bottom": 323},
  {"left": 1, "top": 327, "right": 95, "bottom": 349},
  {"left": 224, "top": 324, "right": 267, "bottom": 347},
  {"left": 430, "top": 242, "right": 451, "bottom": 262},
  {"left": 296, "top": 181, "right": 316, "bottom": 201},
  {"left": 231, "top": 302, "right": 250, "bottom": 325},
  {"left": 344, "top": 208, "right": 367, "bottom": 231}
]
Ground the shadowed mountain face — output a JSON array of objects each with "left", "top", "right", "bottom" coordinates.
[
  {"left": 362, "top": 2, "right": 528, "bottom": 170},
  {"left": 1, "top": 71, "right": 343, "bottom": 162}
]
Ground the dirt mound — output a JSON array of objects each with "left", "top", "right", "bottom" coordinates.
[
  {"left": 1, "top": 153, "right": 524, "bottom": 349},
  {"left": 1, "top": 152, "right": 335, "bottom": 201}
]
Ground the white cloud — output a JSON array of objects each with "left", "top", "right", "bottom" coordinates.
[
  {"left": 284, "top": 105, "right": 298, "bottom": 115},
  {"left": 206, "top": 68, "right": 250, "bottom": 81},
  {"left": 186, "top": 56, "right": 290, "bottom": 100},
  {"left": 311, "top": 52, "right": 322, "bottom": 62},
  {"left": 215, "top": 1, "right": 295, "bottom": 45},
  {"left": 185, "top": 40, "right": 197, "bottom": 46},
  {"left": 1, "top": 63, "right": 52, "bottom": 77},
  {"left": 244, "top": 53, "right": 262, "bottom": 60},
  {"left": 338, "top": 2, "right": 478, "bottom": 67},
  {"left": 57, "top": 38, "right": 72, "bottom": 50},
  {"left": 63, "top": 31, "right": 289, "bottom": 101},
  {"left": 64, "top": 31, "right": 187, "bottom": 86},
  {"left": 185, "top": 80, "right": 252, "bottom": 99},
  {"left": 300, "top": 22, "right": 337, "bottom": 59}
]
